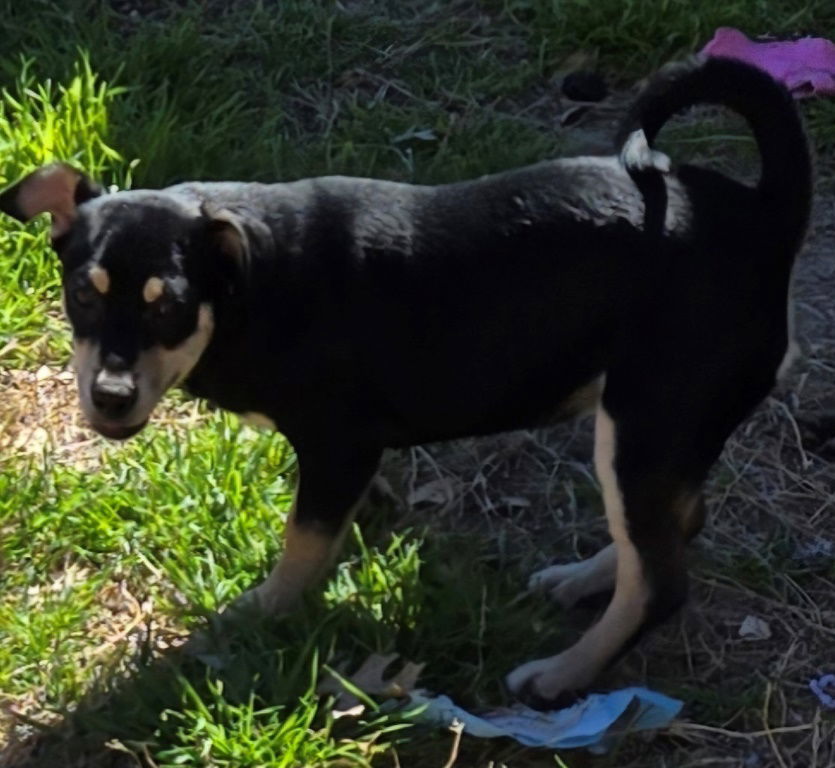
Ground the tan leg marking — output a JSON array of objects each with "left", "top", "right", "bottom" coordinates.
[
  {"left": 778, "top": 293, "right": 799, "bottom": 381},
  {"left": 243, "top": 498, "right": 361, "bottom": 616},
  {"left": 507, "top": 405, "right": 650, "bottom": 698},
  {"left": 88, "top": 264, "right": 110, "bottom": 294},
  {"left": 249, "top": 518, "right": 334, "bottom": 614},
  {"left": 529, "top": 543, "right": 616, "bottom": 608}
]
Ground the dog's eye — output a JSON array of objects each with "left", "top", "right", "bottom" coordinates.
[
  {"left": 148, "top": 295, "right": 175, "bottom": 318},
  {"left": 72, "top": 285, "right": 98, "bottom": 308}
]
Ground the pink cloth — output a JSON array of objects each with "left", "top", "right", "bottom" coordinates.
[{"left": 701, "top": 27, "right": 835, "bottom": 98}]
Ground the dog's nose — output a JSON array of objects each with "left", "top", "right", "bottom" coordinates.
[
  {"left": 91, "top": 369, "right": 137, "bottom": 419},
  {"left": 102, "top": 352, "right": 129, "bottom": 372}
]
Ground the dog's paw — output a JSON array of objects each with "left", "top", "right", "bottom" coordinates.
[
  {"left": 619, "top": 129, "right": 671, "bottom": 174},
  {"left": 181, "top": 590, "right": 272, "bottom": 669},
  {"left": 225, "top": 579, "right": 304, "bottom": 620},
  {"left": 505, "top": 653, "right": 591, "bottom": 710},
  {"left": 529, "top": 563, "right": 591, "bottom": 608},
  {"left": 182, "top": 620, "right": 235, "bottom": 669},
  {"left": 528, "top": 547, "right": 616, "bottom": 609},
  {"left": 221, "top": 587, "right": 268, "bottom": 621}
]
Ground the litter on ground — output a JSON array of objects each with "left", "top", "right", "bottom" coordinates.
[{"left": 318, "top": 653, "right": 683, "bottom": 753}]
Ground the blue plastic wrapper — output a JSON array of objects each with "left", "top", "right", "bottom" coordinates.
[
  {"left": 407, "top": 687, "right": 683, "bottom": 752},
  {"left": 810, "top": 674, "right": 835, "bottom": 710}
]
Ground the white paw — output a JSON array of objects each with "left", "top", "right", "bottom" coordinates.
[
  {"left": 528, "top": 561, "right": 583, "bottom": 592},
  {"left": 505, "top": 650, "right": 595, "bottom": 704},
  {"left": 528, "top": 563, "right": 589, "bottom": 608},
  {"left": 505, "top": 656, "right": 553, "bottom": 698},
  {"left": 549, "top": 577, "right": 597, "bottom": 609},
  {"left": 528, "top": 562, "right": 583, "bottom": 590},
  {"left": 528, "top": 549, "right": 616, "bottom": 609}
]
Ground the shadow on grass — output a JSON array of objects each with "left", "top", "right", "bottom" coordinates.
[
  {"left": 4, "top": 609, "right": 341, "bottom": 766},
  {"left": 2, "top": 526, "right": 573, "bottom": 768}
]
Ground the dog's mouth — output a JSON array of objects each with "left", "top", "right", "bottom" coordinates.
[{"left": 90, "top": 418, "right": 149, "bottom": 440}]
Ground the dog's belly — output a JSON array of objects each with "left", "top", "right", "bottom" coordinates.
[{"left": 376, "top": 370, "right": 606, "bottom": 448}]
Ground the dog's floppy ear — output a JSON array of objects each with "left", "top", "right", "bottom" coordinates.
[
  {"left": 0, "top": 163, "right": 102, "bottom": 239},
  {"left": 202, "top": 202, "right": 251, "bottom": 270},
  {"left": 201, "top": 202, "right": 256, "bottom": 299}
]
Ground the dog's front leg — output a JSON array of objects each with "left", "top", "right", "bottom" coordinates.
[{"left": 242, "top": 442, "right": 382, "bottom": 616}]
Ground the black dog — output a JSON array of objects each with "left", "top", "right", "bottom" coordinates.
[{"left": 0, "top": 56, "right": 812, "bottom": 706}]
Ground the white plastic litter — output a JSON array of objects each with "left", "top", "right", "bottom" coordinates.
[
  {"left": 317, "top": 653, "right": 683, "bottom": 752},
  {"left": 738, "top": 615, "right": 772, "bottom": 640}
]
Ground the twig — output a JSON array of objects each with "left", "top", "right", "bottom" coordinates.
[
  {"left": 441, "top": 719, "right": 464, "bottom": 768},
  {"left": 762, "top": 681, "right": 789, "bottom": 768},
  {"left": 672, "top": 722, "right": 814, "bottom": 740}
]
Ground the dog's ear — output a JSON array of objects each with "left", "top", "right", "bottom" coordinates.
[
  {"left": 202, "top": 203, "right": 250, "bottom": 270},
  {"left": 0, "top": 163, "right": 102, "bottom": 239}
]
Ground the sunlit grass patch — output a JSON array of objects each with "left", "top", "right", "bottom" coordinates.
[
  {"left": 0, "top": 414, "right": 290, "bottom": 706},
  {"left": 0, "top": 54, "right": 130, "bottom": 368}
]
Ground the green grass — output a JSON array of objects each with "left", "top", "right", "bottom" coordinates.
[
  {"left": 495, "top": 0, "right": 835, "bottom": 76},
  {"left": 0, "top": 55, "right": 127, "bottom": 366},
  {"left": 1, "top": 1, "right": 834, "bottom": 766}
]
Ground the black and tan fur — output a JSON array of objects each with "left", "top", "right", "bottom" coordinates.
[{"left": 0, "top": 57, "right": 812, "bottom": 705}]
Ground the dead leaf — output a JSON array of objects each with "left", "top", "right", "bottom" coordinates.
[
  {"left": 318, "top": 652, "right": 425, "bottom": 717},
  {"left": 408, "top": 478, "right": 456, "bottom": 506}
]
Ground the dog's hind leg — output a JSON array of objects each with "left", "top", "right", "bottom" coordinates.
[
  {"left": 506, "top": 400, "right": 702, "bottom": 706},
  {"left": 239, "top": 442, "right": 382, "bottom": 616},
  {"left": 528, "top": 491, "right": 705, "bottom": 609}
]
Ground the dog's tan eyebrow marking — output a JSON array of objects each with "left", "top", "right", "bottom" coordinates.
[
  {"left": 88, "top": 265, "right": 110, "bottom": 294},
  {"left": 143, "top": 276, "right": 165, "bottom": 303}
]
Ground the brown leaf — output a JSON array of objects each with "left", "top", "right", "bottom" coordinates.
[{"left": 318, "top": 652, "right": 425, "bottom": 717}]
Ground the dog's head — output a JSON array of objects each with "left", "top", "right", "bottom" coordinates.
[{"left": 0, "top": 164, "right": 247, "bottom": 439}]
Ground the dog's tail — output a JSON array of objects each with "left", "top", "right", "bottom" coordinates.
[{"left": 615, "top": 55, "right": 812, "bottom": 251}]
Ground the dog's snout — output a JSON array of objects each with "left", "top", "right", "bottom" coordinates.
[{"left": 92, "top": 369, "right": 137, "bottom": 419}]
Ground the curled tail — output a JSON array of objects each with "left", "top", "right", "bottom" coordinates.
[{"left": 615, "top": 55, "right": 812, "bottom": 251}]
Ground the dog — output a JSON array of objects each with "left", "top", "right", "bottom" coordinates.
[{"left": 0, "top": 56, "right": 812, "bottom": 707}]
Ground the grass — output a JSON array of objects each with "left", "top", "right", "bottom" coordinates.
[
  {"left": 0, "top": 1, "right": 834, "bottom": 766},
  {"left": 496, "top": 0, "right": 835, "bottom": 74}
]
